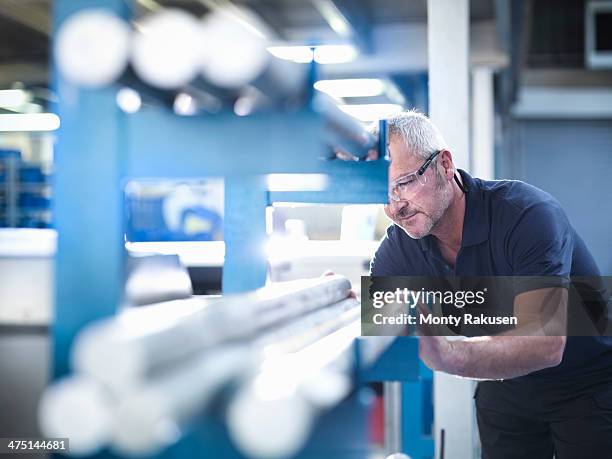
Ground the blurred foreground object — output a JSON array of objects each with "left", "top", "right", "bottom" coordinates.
[{"left": 39, "top": 275, "right": 362, "bottom": 458}]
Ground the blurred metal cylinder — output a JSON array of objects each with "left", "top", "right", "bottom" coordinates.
[
  {"left": 227, "top": 320, "right": 358, "bottom": 459},
  {"left": 384, "top": 381, "right": 403, "bottom": 456},
  {"left": 110, "top": 346, "right": 251, "bottom": 456},
  {"left": 41, "top": 297, "right": 359, "bottom": 457},
  {"left": 200, "top": 6, "right": 308, "bottom": 104},
  {"left": 71, "top": 275, "right": 352, "bottom": 393},
  {"left": 132, "top": 9, "right": 204, "bottom": 90},
  {"left": 38, "top": 376, "right": 114, "bottom": 456},
  {"left": 55, "top": 9, "right": 131, "bottom": 88},
  {"left": 313, "top": 93, "right": 378, "bottom": 160}
]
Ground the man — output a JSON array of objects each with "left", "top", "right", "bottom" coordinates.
[{"left": 370, "top": 111, "right": 612, "bottom": 458}]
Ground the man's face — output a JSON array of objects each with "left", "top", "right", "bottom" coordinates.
[{"left": 385, "top": 137, "right": 453, "bottom": 239}]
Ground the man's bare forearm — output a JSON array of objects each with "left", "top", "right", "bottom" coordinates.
[{"left": 445, "top": 335, "right": 566, "bottom": 380}]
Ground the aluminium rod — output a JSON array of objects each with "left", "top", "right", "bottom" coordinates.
[
  {"left": 41, "top": 298, "right": 359, "bottom": 457},
  {"left": 71, "top": 275, "right": 352, "bottom": 393}
]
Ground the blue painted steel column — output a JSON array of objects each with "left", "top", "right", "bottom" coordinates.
[
  {"left": 402, "top": 364, "right": 435, "bottom": 459},
  {"left": 52, "top": 0, "right": 129, "bottom": 377},
  {"left": 222, "top": 175, "right": 269, "bottom": 293}
]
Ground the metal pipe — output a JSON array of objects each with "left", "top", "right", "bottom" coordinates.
[
  {"left": 41, "top": 297, "right": 360, "bottom": 458},
  {"left": 384, "top": 381, "right": 403, "bottom": 456},
  {"left": 110, "top": 345, "right": 252, "bottom": 456},
  {"left": 71, "top": 275, "right": 352, "bottom": 393},
  {"left": 55, "top": 9, "right": 131, "bottom": 88},
  {"left": 131, "top": 9, "right": 204, "bottom": 90},
  {"left": 313, "top": 93, "right": 378, "bottom": 160},
  {"left": 200, "top": 5, "right": 309, "bottom": 105},
  {"left": 227, "top": 319, "right": 360, "bottom": 459}
]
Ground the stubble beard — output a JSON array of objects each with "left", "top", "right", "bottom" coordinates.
[{"left": 401, "top": 175, "right": 453, "bottom": 239}]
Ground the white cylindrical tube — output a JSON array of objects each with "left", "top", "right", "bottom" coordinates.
[
  {"left": 313, "top": 93, "right": 378, "bottom": 159},
  {"left": 200, "top": 6, "right": 308, "bottom": 102},
  {"left": 38, "top": 376, "right": 114, "bottom": 456},
  {"left": 227, "top": 319, "right": 359, "bottom": 459},
  {"left": 200, "top": 6, "right": 271, "bottom": 89},
  {"left": 109, "top": 307, "right": 357, "bottom": 457},
  {"left": 110, "top": 346, "right": 251, "bottom": 457},
  {"left": 55, "top": 9, "right": 131, "bottom": 88},
  {"left": 72, "top": 275, "right": 352, "bottom": 393},
  {"left": 256, "top": 298, "right": 359, "bottom": 353},
  {"left": 227, "top": 379, "right": 314, "bottom": 459},
  {"left": 132, "top": 9, "right": 205, "bottom": 89}
]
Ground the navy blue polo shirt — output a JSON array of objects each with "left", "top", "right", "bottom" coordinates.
[{"left": 370, "top": 169, "right": 612, "bottom": 387}]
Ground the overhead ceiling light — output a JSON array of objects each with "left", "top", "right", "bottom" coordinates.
[
  {"left": 266, "top": 174, "right": 329, "bottom": 192},
  {"left": 0, "top": 113, "right": 61, "bottom": 132},
  {"left": 267, "top": 46, "right": 314, "bottom": 63},
  {"left": 0, "top": 89, "right": 29, "bottom": 108},
  {"left": 314, "top": 79, "right": 384, "bottom": 98},
  {"left": 267, "top": 44, "right": 358, "bottom": 64},
  {"left": 24, "top": 103, "right": 43, "bottom": 114},
  {"left": 313, "top": 45, "right": 358, "bottom": 64},
  {"left": 338, "top": 104, "right": 403, "bottom": 122}
]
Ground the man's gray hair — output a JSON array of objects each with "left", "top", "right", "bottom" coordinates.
[{"left": 383, "top": 110, "right": 447, "bottom": 161}]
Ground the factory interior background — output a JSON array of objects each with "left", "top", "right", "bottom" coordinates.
[{"left": 0, "top": 0, "right": 611, "bottom": 458}]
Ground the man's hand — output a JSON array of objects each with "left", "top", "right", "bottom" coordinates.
[
  {"left": 419, "top": 335, "right": 456, "bottom": 372},
  {"left": 322, "top": 270, "right": 357, "bottom": 299}
]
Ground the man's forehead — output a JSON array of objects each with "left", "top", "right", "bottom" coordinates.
[
  {"left": 388, "top": 138, "right": 421, "bottom": 179},
  {"left": 388, "top": 136, "right": 417, "bottom": 160}
]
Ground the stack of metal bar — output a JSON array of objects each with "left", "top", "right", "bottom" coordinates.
[
  {"left": 54, "top": 5, "right": 378, "bottom": 161},
  {"left": 39, "top": 275, "right": 361, "bottom": 458}
]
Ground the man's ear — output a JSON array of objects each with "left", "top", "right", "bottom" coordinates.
[{"left": 438, "top": 149, "right": 455, "bottom": 180}]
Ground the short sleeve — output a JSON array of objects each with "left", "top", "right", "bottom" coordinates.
[
  {"left": 370, "top": 225, "right": 406, "bottom": 276},
  {"left": 507, "top": 201, "right": 573, "bottom": 293}
]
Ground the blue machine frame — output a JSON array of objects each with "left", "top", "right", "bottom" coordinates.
[{"left": 51, "top": 1, "right": 433, "bottom": 458}]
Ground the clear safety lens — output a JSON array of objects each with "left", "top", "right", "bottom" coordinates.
[{"left": 389, "top": 172, "right": 427, "bottom": 201}]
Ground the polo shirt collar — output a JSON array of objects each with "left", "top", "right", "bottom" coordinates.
[
  {"left": 458, "top": 169, "right": 489, "bottom": 247},
  {"left": 417, "top": 169, "right": 489, "bottom": 252}
]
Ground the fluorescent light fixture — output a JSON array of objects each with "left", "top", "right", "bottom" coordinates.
[
  {"left": 0, "top": 89, "right": 29, "bottom": 108},
  {"left": 267, "top": 46, "right": 314, "bottom": 63},
  {"left": 338, "top": 103, "right": 403, "bottom": 122},
  {"left": 266, "top": 174, "right": 329, "bottom": 192},
  {"left": 0, "top": 113, "right": 61, "bottom": 132},
  {"left": 314, "top": 45, "right": 358, "bottom": 64},
  {"left": 24, "top": 103, "right": 43, "bottom": 114},
  {"left": 267, "top": 44, "right": 357, "bottom": 64},
  {"left": 314, "top": 79, "right": 384, "bottom": 98}
]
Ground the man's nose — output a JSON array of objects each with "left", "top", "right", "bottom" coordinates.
[
  {"left": 388, "top": 196, "right": 409, "bottom": 210},
  {"left": 385, "top": 199, "right": 408, "bottom": 218}
]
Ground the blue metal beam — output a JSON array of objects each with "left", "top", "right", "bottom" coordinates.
[
  {"left": 52, "top": 0, "right": 129, "bottom": 378},
  {"left": 269, "top": 159, "right": 389, "bottom": 204},
  {"left": 124, "top": 108, "right": 329, "bottom": 178}
]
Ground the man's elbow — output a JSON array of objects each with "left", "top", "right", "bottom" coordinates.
[{"left": 542, "top": 336, "right": 566, "bottom": 368}]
